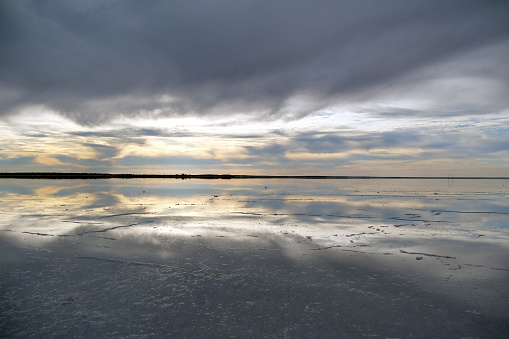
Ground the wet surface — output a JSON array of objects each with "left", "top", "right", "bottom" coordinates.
[{"left": 1, "top": 178, "right": 508, "bottom": 338}]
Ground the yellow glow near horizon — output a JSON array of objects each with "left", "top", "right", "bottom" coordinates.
[{"left": 1, "top": 102, "right": 508, "bottom": 177}]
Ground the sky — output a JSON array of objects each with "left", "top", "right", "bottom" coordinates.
[{"left": 1, "top": 0, "right": 508, "bottom": 176}]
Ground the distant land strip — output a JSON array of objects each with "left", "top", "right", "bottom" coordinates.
[{"left": 1, "top": 173, "right": 508, "bottom": 180}]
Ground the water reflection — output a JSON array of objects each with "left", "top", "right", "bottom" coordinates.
[
  {"left": 1, "top": 179, "right": 507, "bottom": 279},
  {"left": 1, "top": 178, "right": 508, "bottom": 248},
  {"left": 1, "top": 178, "right": 509, "bottom": 337}
]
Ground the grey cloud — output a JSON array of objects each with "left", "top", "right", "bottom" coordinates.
[
  {"left": 295, "top": 133, "right": 355, "bottom": 153},
  {"left": 295, "top": 131, "right": 426, "bottom": 154},
  {"left": 1, "top": 0, "right": 508, "bottom": 125},
  {"left": 71, "top": 129, "right": 155, "bottom": 139},
  {"left": 368, "top": 104, "right": 503, "bottom": 119},
  {"left": 292, "top": 127, "right": 509, "bottom": 160},
  {"left": 245, "top": 144, "right": 287, "bottom": 157},
  {"left": 21, "top": 133, "right": 48, "bottom": 138},
  {"left": 115, "top": 155, "right": 223, "bottom": 167},
  {"left": 0, "top": 156, "right": 35, "bottom": 168},
  {"left": 69, "top": 131, "right": 125, "bottom": 138},
  {"left": 69, "top": 127, "right": 256, "bottom": 144},
  {"left": 83, "top": 143, "right": 120, "bottom": 160},
  {"left": 55, "top": 155, "right": 114, "bottom": 172},
  {"left": 221, "top": 134, "right": 265, "bottom": 140}
]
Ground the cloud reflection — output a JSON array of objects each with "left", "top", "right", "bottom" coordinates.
[{"left": 1, "top": 178, "right": 508, "bottom": 337}]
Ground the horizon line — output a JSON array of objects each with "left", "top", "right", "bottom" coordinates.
[{"left": 1, "top": 172, "right": 508, "bottom": 180}]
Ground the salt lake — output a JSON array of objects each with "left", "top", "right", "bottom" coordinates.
[{"left": 1, "top": 178, "right": 508, "bottom": 337}]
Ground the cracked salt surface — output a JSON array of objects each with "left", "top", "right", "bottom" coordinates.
[{"left": 1, "top": 178, "right": 508, "bottom": 338}]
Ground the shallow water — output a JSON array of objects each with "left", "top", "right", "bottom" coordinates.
[{"left": 1, "top": 178, "right": 508, "bottom": 337}]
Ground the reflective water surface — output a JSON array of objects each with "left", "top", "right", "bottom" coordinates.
[{"left": 1, "top": 178, "right": 508, "bottom": 337}]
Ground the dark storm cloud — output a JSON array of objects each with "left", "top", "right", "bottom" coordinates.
[{"left": 1, "top": 0, "right": 508, "bottom": 125}]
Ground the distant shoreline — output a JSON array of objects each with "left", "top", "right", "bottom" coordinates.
[{"left": 0, "top": 173, "right": 508, "bottom": 180}]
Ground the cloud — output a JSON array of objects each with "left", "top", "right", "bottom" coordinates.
[
  {"left": 245, "top": 144, "right": 287, "bottom": 157},
  {"left": 293, "top": 130, "right": 427, "bottom": 154},
  {"left": 1, "top": 0, "right": 508, "bottom": 125},
  {"left": 0, "top": 156, "right": 35, "bottom": 168},
  {"left": 2, "top": 120, "right": 507, "bottom": 175},
  {"left": 69, "top": 128, "right": 197, "bottom": 140},
  {"left": 115, "top": 155, "right": 223, "bottom": 168},
  {"left": 55, "top": 155, "right": 113, "bottom": 169},
  {"left": 34, "top": 155, "right": 67, "bottom": 166},
  {"left": 82, "top": 143, "right": 120, "bottom": 160}
]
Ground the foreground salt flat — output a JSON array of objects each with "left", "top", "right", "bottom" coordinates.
[{"left": 1, "top": 178, "right": 508, "bottom": 338}]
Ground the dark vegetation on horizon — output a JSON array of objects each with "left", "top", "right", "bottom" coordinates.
[{"left": 0, "top": 173, "right": 507, "bottom": 180}]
